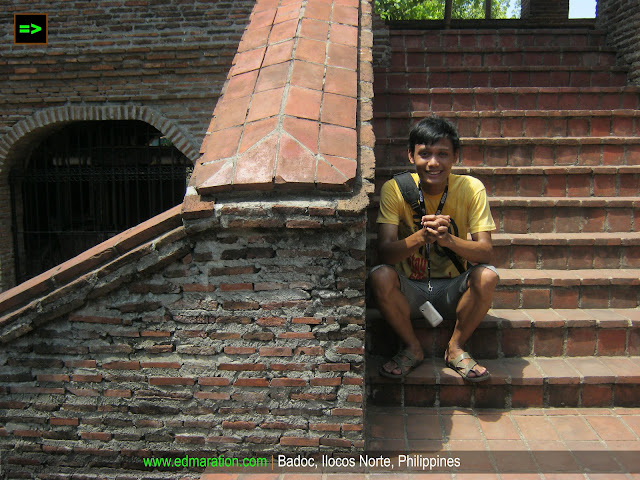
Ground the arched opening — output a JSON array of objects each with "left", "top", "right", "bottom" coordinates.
[{"left": 9, "top": 120, "right": 192, "bottom": 284}]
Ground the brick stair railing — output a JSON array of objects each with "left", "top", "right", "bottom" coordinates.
[{"left": 367, "top": 24, "right": 640, "bottom": 408}]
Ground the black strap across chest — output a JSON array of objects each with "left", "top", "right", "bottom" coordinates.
[{"left": 393, "top": 171, "right": 466, "bottom": 275}]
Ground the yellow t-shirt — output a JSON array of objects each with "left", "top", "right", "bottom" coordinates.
[{"left": 377, "top": 173, "right": 496, "bottom": 280}]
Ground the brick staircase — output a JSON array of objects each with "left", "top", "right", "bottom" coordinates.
[{"left": 367, "top": 24, "right": 640, "bottom": 409}]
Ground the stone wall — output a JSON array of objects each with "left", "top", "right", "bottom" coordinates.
[
  {"left": 0, "top": 203, "right": 366, "bottom": 478},
  {"left": 597, "top": 0, "right": 640, "bottom": 84},
  {"left": 0, "top": 0, "right": 376, "bottom": 476},
  {"left": 0, "top": 0, "right": 255, "bottom": 292}
]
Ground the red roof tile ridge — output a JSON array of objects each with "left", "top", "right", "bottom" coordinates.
[{"left": 188, "top": 0, "right": 359, "bottom": 198}]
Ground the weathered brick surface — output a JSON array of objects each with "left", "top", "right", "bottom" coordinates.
[
  {"left": 0, "top": 0, "right": 256, "bottom": 293},
  {"left": 0, "top": 1, "right": 376, "bottom": 475},
  {"left": 0, "top": 1, "right": 254, "bottom": 144},
  {"left": 0, "top": 203, "right": 367, "bottom": 477},
  {"left": 598, "top": 0, "right": 640, "bottom": 84}
]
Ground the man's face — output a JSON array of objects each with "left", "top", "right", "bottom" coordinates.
[{"left": 408, "top": 137, "right": 456, "bottom": 194}]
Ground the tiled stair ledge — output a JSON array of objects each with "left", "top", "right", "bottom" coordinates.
[
  {"left": 380, "top": 65, "right": 629, "bottom": 74},
  {"left": 392, "top": 45, "right": 618, "bottom": 54},
  {"left": 373, "top": 166, "right": 640, "bottom": 198},
  {"left": 188, "top": 0, "right": 361, "bottom": 198},
  {"left": 367, "top": 307, "right": 640, "bottom": 358},
  {"left": 491, "top": 269, "right": 640, "bottom": 309},
  {"left": 490, "top": 232, "right": 640, "bottom": 246},
  {"left": 369, "top": 197, "right": 640, "bottom": 234},
  {"left": 375, "top": 86, "right": 640, "bottom": 110},
  {"left": 367, "top": 355, "right": 640, "bottom": 408},
  {"left": 376, "top": 137, "right": 640, "bottom": 167},
  {"left": 497, "top": 268, "right": 640, "bottom": 285},
  {"left": 388, "top": 109, "right": 640, "bottom": 118},
  {"left": 378, "top": 110, "right": 640, "bottom": 139},
  {"left": 371, "top": 194, "right": 640, "bottom": 206},
  {"left": 369, "top": 232, "right": 640, "bottom": 246},
  {"left": 0, "top": 206, "right": 188, "bottom": 343},
  {"left": 378, "top": 165, "right": 640, "bottom": 175},
  {"left": 381, "top": 136, "right": 640, "bottom": 146},
  {"left": 488, "top": 196, "right": 640, "bottom": 207},
  {"left": 367, "top": 233, "right": 640, "bottom": 269},
  {"left": 387, "top": 26, "right": 606, "bottom": 43}
]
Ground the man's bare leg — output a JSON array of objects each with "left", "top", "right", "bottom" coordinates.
[
  {"left": 370, "top": 266, "right": 423, "bottom": 375},
  {"left": 446, "top": 266, "right": 499, "bottom": 378}
]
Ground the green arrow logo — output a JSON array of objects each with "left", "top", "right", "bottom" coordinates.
[{"left": 19, "top": 24, "right": 42, "bottom": 34}]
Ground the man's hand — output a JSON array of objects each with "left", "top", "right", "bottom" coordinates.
[{"left": 421, "top": 215, "right": 450, "bottom": 245}]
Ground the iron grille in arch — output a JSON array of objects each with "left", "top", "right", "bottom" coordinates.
[{"left": 9, "top": 120, "right": 193, "bottom": 284}]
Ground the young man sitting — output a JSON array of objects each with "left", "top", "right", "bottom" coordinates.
[{"left": 369, "top": 116, "right": 499, "bottom": 382}]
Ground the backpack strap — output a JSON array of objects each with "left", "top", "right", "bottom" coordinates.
[
  {"left": 393, "top": 171, "right": 421, "bottom": 216},
  {"left": 392, "top": 171, "right": 467, "bottom": 275}
]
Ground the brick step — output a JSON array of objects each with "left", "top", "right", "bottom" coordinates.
[
  {"left": 393, "top": 46, "right": 618, "bottom": 68},
  {"left": 364, "top": 266, "right": 639, "bottom": 309},
  {"left": 367, "top": 307, "right": 640, "bottom": 359},
  {"left": 372, "top": 86, "right": 640, "bottom": 112},
  {"left": 495, "top": 268, "right": 640, "bottom": 309},
  {"left": 389, "top": 28, "right": 607, "bottom": 49},
  {"left": 375, "top": 110, "right": 640, "bottom": 139},
  {"left": 490, "top": 197, "right": 638, "bottom": 234},
  {"left": 366, "top": 232, "right": 640, "bottom": 270},
  {"left": 373, "top": 166, "right": 640, "bottom": 198},
  {"left": 375, "top": 137, "right": 640, "bottom": 168},
  {"left": 367, "top": 196, "right": 639, "bottom": 233},
  {"left": 493, "top": 233, "right": 640, "bottom": 270},
  {"left": 367, "top": 354, "right": 640, "bottom": 408},
  {"left": 375, "top": 66, "right": 629, "bottom": 88}
]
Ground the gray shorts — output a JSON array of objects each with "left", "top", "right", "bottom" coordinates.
[{"left": 369, "top": 264, "right": 499, "bottom": 321}]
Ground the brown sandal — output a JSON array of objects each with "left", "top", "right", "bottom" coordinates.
[
  {"left": 379, "top": 349, "right": 422, "bottom": 379},
  {"left": 445, "top": 351, "right": 490, "bottom": 383}
]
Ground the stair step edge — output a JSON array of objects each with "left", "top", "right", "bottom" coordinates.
[
  {"left": 375, "top": 165, "right": 640, "bottom": 174},
  {"left": 368, "top": 355, "right": 640, "bottom": 386},
  {"left": 375, "top": 110, "right": 640, "bottom": 118},
  {"left": 367, "top": 307, "right": 640, "bottom": 326}
]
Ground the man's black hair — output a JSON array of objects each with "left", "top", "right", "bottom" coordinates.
[{"left": 408, "top": 116, "right": 460, "bottom": 155}]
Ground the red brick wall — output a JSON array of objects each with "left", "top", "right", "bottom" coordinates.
[
  {"left": 0, "top": 0, "right": 255, "bottom": 292},
  {"left": 0, "top": 0, "right": 376, "bottom": 475},
  {"left": 0, "top": 208, "right": 366, "bottom": 477},
  {"left": 597, "top": 0, "right": 640, "bottom": 84}
]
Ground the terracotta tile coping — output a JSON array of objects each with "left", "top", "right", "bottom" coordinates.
[
  {"left": 1, "top": 195, "right": 369, "bottom": 341},
  {"left": 189, "top": 0, "right": 360, "bottom": 196},
  {"left": 0, "top": 205, "right": 184, "bottom": 322}
]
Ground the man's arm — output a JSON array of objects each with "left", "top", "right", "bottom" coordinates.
[
  {"left": 425, "top": 226, "right": 494, "bottom": 265},
  {"left": 378, "top": 216, "right": 450, "bottom": 265}
]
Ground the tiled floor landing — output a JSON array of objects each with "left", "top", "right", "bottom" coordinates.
[
  {"left": 365, "top": 405, "right": 640, "bottom": 479},
  {"left": 201, "top": 407, "right": 640, "bottom": 479}
]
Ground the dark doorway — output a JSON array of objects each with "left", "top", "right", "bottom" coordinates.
[{"left": 9, "top": 120, "right": 192, "bottom": 284}]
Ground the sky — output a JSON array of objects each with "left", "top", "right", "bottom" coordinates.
[
  {"left": 569, "top": 0, "right": 596, "bottom": 18},
  {"left": 507, "top": 0, "right": 597, "bottom": 18}
]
